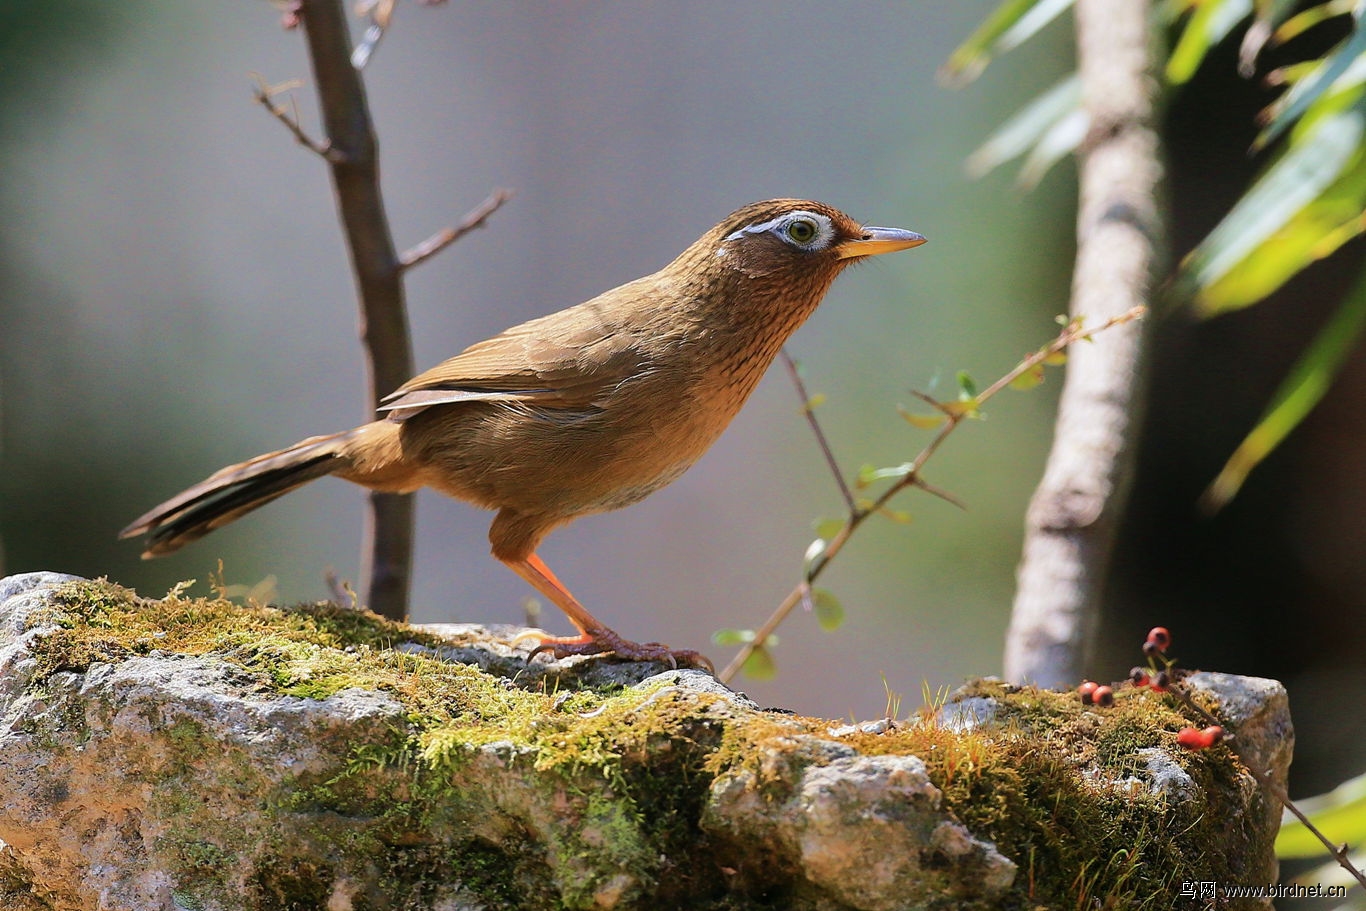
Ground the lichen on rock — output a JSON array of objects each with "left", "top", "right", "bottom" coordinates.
[{"left": 0, "top": 573, "right": 1290, "bottom": 910}]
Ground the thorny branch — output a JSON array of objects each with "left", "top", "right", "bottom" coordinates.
[{"left": 718, "top": 307, "right": 1147, "bottom": 684}]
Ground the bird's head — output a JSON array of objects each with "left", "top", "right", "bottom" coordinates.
[{"left": 704, "top": 199, "right": 925, "bottom": 281}]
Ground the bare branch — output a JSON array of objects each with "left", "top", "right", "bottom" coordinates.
[
  {"left": 400, "top": 188, "right": 515, "bottom": 271},
  {"left": 250, "top": 74, "right": 334, "bottom": 160},
  {"left": 719, "top": 309, "right": 1144, "bottom": 683},
  {"left": 1003, "top": 0, "right": 1165, "bottom": 688},
  {"left": 294, "top": 0, "right": 415, "bottom": 621}
]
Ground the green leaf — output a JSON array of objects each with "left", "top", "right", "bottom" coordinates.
[
  {"left": 811, "top": 588, "right": 845, "bottom": 631},
  {"left": 1273, "top": 0, "right": 1356, "bottom": 46},
  {"left": 1179, "top": 102, "right": 1366, "bottom": 314},
  {"left": 1166, "top": 0, "right": 1254, "bottom": 85},
  {"left": 1256, "top": 11, "right": 1366, "bottom": 149},
  {"left": 741, "top": 645, "right": 777, "bottom": 680},
  {"left": 956, "top": 371, "right": 979, "bottom": 399},
  {"left": 803, "top": 392, "right": 827, "bottom": 412},
  {"left": 711, "top": 628, "right": 753, "bottom": 647},
  {"left": 966, "top": 73, "right": 1081, "bottom": 178},
  {"left": 811, "top": 517, "right": 846, "bottom": 540},
  {"left": 897, "top": 404, "right": 947, "bottom": 429},
  {"left": 1010, "top": 365, "right": 1046, "bottom": 390},
  {"left": 941, "top": 0, "right": 1075, "bottom": 86},
  {"left": 1201, "top": 260, "right": 1366, "bottom": 510},
  {"left": 1275, "top": 768, "right": 1366, "bottom": 858}
]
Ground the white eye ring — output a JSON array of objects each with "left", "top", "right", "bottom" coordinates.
[{"left": 724, "top": 211, "right": 836, "bottom": 251}]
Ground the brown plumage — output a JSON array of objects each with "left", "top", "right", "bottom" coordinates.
[{"left": 121, "top": 199, "right": 925, "bottom": 667}]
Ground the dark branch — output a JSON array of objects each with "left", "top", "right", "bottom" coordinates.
[
  {"left": 295, "top": 0, "right": 415, "bottom": 621},
  {"left": 400, "top": 188, "right": 515, "bottom": 270}
]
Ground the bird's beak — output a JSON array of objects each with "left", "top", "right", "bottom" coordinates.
[{"left": 835, "top": 226, "right": 927, "bottom": 260}]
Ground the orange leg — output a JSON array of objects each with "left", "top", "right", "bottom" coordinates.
[{"left": 502, "top": 552, "right": 712, "bottom": 671}]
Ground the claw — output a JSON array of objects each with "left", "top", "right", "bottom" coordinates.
[{"left": 518, "top": 629, "right": 714, "bottom": 673}]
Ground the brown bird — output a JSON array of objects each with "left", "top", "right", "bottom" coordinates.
[{"left": 122, "top": 199, "right": 925, "bottom": 667}]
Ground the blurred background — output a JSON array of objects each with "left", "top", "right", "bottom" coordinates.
[{"left": 2, "top": 0, "right": 1362, "bottom": 824}]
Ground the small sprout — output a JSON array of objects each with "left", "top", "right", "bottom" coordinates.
[
  {"left": 956, "top": 370, "right": 978, "bottom": 399},
  {"left": 803, "top": 538, "right": 828, "bottom": 575},
  {"left": 803, "top": 392, "right": 827, "bottom": 412}
]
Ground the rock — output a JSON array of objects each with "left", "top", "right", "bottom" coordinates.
[{"left": 0, "top": 575, "right": 1292, "bottom": 910}]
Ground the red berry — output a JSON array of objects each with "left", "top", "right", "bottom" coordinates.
[
  {"left": 1176, "top": 727, "right": 1206, "bottom": 749},
  {"left": 1145, "top": 626, "right": 1171, "bottom": 652},
  {"left": 1129, "top": 667, "right": 1150, "bottom": 686},
  {"left": 1077, "top": 681, "right": 1099, "bottom": 703},
  {"left": 1091, "top": 685, "right": 1114, "bottom": 707},
  {"left": 1151, "top": 670, "right": 1171, "bottom": 692},
  {"left": 1176, "top": 725, "right": 1224, "bottom": 750}
]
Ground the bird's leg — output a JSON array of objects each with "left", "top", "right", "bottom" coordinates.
[{"left": 503, "top": 553, "right": 713, "bottom": 671}]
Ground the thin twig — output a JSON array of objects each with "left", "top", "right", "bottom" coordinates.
[
  {"left": 780, "top": 348, "right": 856, "bottom": 513},
  {"left": 250, "top": 74, "right": 335, "bottom": 160},
  {"left": 718, "top": 308, "right": 1146, "bottom": 684},
  {"left": 1165, "top": 682, "right": 1366, "bottom": 889},
  {"left": 399, "top": 188, "right": 516, "bottom": 270}
]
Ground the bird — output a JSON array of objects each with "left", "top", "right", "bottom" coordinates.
[{"left": 121, "top": 199, "right": 925, "bottom": 668}]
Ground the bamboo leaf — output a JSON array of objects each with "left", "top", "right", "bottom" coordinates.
[
  {"left": 1179, "top": 103, "right": 1366, "bottom": 314},
  {"left": 1201, "top": 261, "right": 1366, "bottom": 510},
  {"left": 1257, "top": 11, "right": 1366, "bottom": 149},
  {"left": 1167, "top": 0, "right": 1254, "bottom": 85},
  {"left": 941, "top": 0, "right": 1075, "bottom": 86},
  {"left": 1017, "top": 107, "right": 1089, "bottom": 190},
  {"left": 966, "top": 74, "right": 1081, "bottom": 178}
]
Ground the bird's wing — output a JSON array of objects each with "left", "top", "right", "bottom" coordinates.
[{"left": 379, "top": 298, "right": 648, "bottom": 419}]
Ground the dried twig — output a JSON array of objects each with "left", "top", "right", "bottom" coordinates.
[
  {"left": 718, "top": 308, "right": 1146, "bottom": 684},
  {"left": 400, "top": 188, "right": 515, "bottom": 270},
  {"left": 1164, "top": 682, "right": 1366, "bottom": 889},
  {"left": 250, "top": 75, "right": 334, "bottom": 160},
  {"left": 780, "top": 348, "right": 856, "bottom": 514}
]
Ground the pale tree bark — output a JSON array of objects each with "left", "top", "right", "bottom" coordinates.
[{"left": 1003, "top": 0, "right": 1165, "bottom": 687}]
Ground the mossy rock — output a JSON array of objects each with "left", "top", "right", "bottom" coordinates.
[{"left": 0, "top": 573, "right": 1288, "bottom": 910}]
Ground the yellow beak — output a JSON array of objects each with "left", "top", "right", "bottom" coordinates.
[{"left": 834, "top": 226, "right": 927, "bottom": 260}]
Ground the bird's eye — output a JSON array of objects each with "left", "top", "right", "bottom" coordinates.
[{"left": 785, "top": 217, "right": 819, "bottom": 245}]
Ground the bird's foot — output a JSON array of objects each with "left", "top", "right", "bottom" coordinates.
[{"left": 516, "top": 629, "right": 714, "bottom": 673}]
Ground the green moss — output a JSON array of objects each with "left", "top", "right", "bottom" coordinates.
[{"left": 26, "top": 579, "right": 1269, "bottom": 910}]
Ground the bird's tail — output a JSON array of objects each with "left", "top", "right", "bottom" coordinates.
[{"left": 121, "top": 426, "right": 372, "bottom": 558}]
